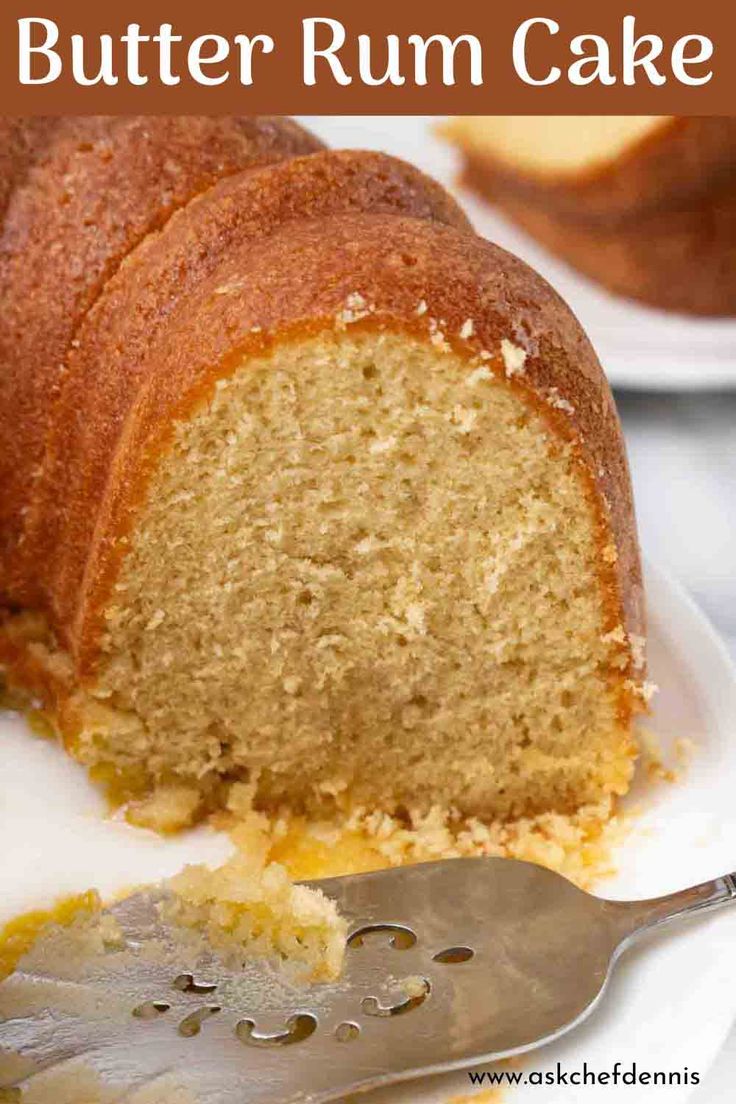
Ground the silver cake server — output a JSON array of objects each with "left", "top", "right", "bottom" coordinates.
[{"left": 1, "top": 856, "right": 734, "bottom": 1102}]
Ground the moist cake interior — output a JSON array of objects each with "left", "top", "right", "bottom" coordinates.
[{"left": 71, "top": 329, "right": 634, "bottom": 819}]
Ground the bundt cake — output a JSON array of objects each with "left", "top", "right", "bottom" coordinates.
[
  {"left": 0, "top": 116, "right": 645, "bottom": 823},
  {"left": 443, "top": 116, "right": 736, "bottom": 315}
]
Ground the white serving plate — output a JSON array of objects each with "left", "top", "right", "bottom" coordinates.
[
  {"left": 1, "top": 561, "right": 736, "bottom": 1101},
  {"left": 300, "top": 116, "right": 736, "bottom": 393}
]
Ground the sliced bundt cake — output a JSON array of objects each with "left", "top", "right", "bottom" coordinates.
[
  {"left": 0, "top": 118, "right": 645, "bottom": 822},
  {"left": 443, "top": 116, "right": 736, "bottom": 314}
]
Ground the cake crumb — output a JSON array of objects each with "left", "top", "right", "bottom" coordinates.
[
  {"left": 369, "top": 435, "right": 397, "bottom": 455},
  {"left": 450, "top": 405, "right": 478, "bottom": 434},
  {"left": 466, "top": 364, "right": 493, "bottom": 387},
  {"left": 546, "top": 387, "right": 575, "bottom": 415},
  {"left": 638, "top": 727, "right": 687, "bottom": 783},
  {"left": 459, "top": 318, "right": 475, "bottom": 339},
  {"left": 218, "top": 787, "right": 629, "bottom": 895},
  {"left": 630, "top": 633, "right": 647, "bottom": 670},
  {"left": 126, "top": 783, "right": 202, "bottom": 834},
  {"left": 401, "top": 974, "right": 429, "bottom": 999},
  {"left": 428, "top": 318, "right": 451, "bottom": 352},
  {"left": 336, "top": 291, "right": 374, "bottom": 328},
  {"left": 602, "top": 625, "right": 627, "bottom": 646},
  {"left": 500, "top": 338, "right": 527, "bottom": 377},
  {"left": 625, "top": 678, "right": 658, "bottom": 705},
  {"left": 214, "top": 281, "right": 243, "bottom": 296},
  {"left": 640, "top": 680, "right": 658, "bottom": 703}
]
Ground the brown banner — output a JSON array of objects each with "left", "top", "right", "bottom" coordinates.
[{"left": 1, "top": 0, "right": 734, "bottom": 114}]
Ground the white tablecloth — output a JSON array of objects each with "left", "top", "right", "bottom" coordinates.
[
  {"left": 618, "top": 390, "right": 736, "bottom": 662},
  {"left": 618, "top": 397, "right": 736, "bottom": 1102}
]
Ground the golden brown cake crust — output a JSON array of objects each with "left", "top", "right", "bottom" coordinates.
[
  {"left": 0, "top": 115, "right": 323, "bottom": 602},
  {"left": 451, "top": 117, "right": 736, "bottom": 223},
  {"left": 20, "top": 209, "right": 642, "bottom": 677}
]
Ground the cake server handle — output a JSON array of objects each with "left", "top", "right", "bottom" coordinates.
[{"left": 606, "top": 872, "right": 736, "bottom": 943}]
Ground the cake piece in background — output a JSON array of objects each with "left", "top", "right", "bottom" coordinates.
[{"left": 443, "top": 116, "right": 736, "bottom": 315}]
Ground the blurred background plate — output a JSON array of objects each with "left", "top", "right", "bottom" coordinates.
[{"left": 300, "top": 116, "right": 736, "bottom": 392}]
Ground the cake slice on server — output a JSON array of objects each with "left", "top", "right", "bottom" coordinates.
[
  {"left": 0, "top": 117, "right": 646, "bottom": 826},
  {"left": 443, "top": 115, "right": 736, "bottom": 315}
]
